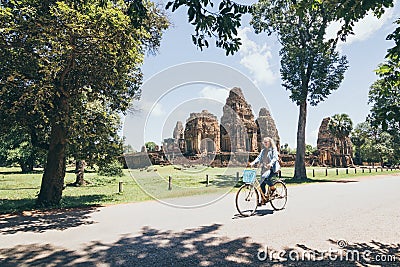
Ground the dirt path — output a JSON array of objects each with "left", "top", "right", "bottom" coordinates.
[{"left": 1, "top": 175, "right": 399, "bottom": 266}]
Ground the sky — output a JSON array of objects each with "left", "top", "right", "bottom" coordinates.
[{"left": 123, "top": 1, "right": 400, "bottom": 151}]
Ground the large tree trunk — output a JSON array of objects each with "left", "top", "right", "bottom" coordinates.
[
  {"left": 37, "top": 96, "right": 69, "bottom": 206},
  {"left": 73, "top": 160, "right": 86, "bottom": 186},
  {"left": 294, "top": 100, "right": 307, "bottom": 179}
]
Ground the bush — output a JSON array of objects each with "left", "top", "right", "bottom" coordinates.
[{"left": 98, "top": 160, "right": 123, "bottom": 177}]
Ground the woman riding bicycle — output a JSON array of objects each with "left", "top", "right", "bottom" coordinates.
[{"left": 250, "top": 137, "right": 280, "bottom": 202}]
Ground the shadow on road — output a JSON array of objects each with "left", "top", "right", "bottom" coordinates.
[
  {"left": 254, "top": 208, "right": 274, "bottom": 217},
  {"left": 232, "top": 208, "right": 275, "bottom": 220},
  {"left": 0, "top": 206, "right": 99, "bottom": 235},
  {"left": 0, "top": 194, "right": 110, "bottom": 216},
  {"left": 0, "top": 223, "right": 398, "bottom": 266}
]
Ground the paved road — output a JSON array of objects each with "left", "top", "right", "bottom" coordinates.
[{"left": 0, "top": 175, "right": 400, "bottom": 266}]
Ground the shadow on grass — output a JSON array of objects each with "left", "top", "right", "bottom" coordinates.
[
  {"left": 0, "top": 224, "right": 398, "bottom": 266},
  {"left": 202, "top": 174, "right": 358, "bottom": 189},
  {"left": 0, "top": 169, "right": 43, "bottom": 175},
  {"left": 200, "top": 174, "right": 240, "bottom": 188},
  {"left": 281, "top": 176, "right": 359, "bottom": 185},
  {"left": 65, "top": 169, "right": 97, "bottom": 174}
]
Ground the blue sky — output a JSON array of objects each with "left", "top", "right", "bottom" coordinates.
[{"left": 124, "top": 1, "right": 400, "bottom": 150}]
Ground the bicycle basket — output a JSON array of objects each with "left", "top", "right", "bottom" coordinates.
[{"left": 242, "top": 169, "right": 256, "bottom": 183}]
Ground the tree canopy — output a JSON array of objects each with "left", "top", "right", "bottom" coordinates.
[
  {"left": 369, "top": 18, "right": 400, "bottom": 133},
  {"left": 328, "top": 114, "right": 353, "bottom": 141},
  {"left": 166, "top": 0, "right": 394, "bottom": 54},
  {"left": 352, "top": 122, "right": 396, "bottom": 166},
  {"left": 0, "top": 0, "right": 169, "bottom": 205},
  {"left": 368, "top": 17, "right": 400, "bottom": 165}
]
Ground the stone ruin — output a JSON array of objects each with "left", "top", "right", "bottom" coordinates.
[
  {"left": 123, "top": 87, "right": 281, "bottom": 168},
  {"left": 256, "top": 108, "right": 280, "bottom": 152},
  {"left": 184, "top": 110, "right": 221, "bottom": 154},
  {"left": 220, "top": 87, "right": 258, "bottom": 152},
  {"left": 162, "top": 87, "right": 280, "bottom": 159},
  {"left": 173, "top": 121, "right": 185, "bottom": 153},
  {"left": 317, "top": 117, "right": 354, "bottom": 167},
  {"left": 124, "top": 89, "right": 358, "bottom": 169}
]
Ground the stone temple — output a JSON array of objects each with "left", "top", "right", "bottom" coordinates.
[
  {"left": 165, "top": 87, "right": 280, "bottom": 155},
  {"left": 220, "top": 87, "right": 258, "bottom": 152},
  {"left": 256, "top": 107, "right": 280, "bottom": 151},
  {"left": 184, "top": 110, "right": 220, "bottom": 154},
  {"left": 317, "top": 117, "right": 353, "bottom": 167}
]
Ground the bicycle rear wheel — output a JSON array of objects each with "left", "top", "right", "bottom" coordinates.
[
  {"left": 235, "top": 184, "right": 259, "bottom": 217},
  {"left": 270, "top": 181, "right": 287, "bottom": 211}
]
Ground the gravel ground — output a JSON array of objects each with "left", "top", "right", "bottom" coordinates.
[{"left": 0, "top": 175, "right": 399, "bottom": 266}]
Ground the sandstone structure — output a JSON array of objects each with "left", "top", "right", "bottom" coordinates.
[
  {"left": 173, "top": 121, "right": 185, "bottom": 152},
  {"left": 256, "top": 108, "right": 280, "bottom": 151},
  {"left": 173, "top": 121, "right": 184, "bottom": 139},
  {"left": 220, "top": 87, "right": 258, "bottom": 152},
  {"left": 317, "top": 117, "right": 353, "bottom": 167},
  {"left": 184, "top": 110, "right": 221, "bottom": 154},
  {"left": 160, "top": 87, "right": 280, "bottom": 163}
]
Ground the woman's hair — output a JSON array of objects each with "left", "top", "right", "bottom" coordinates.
[{"left": 263, "top": 137, "right": 277, "bottom": 150}]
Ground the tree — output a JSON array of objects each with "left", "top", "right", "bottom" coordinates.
[
  {"left": 0, "top": 126, "right": 46, "bottom": 172},
  {"left": 68, "top": 97, "right": 124, "bottom": 186},
  {"left": 368, "top": 18, "right": 400, "bottom": 164},
  {"left": 350, "top": 123, "right": 366, "bottom": 165},
  {"left": 328, "top": 114, "right": 353, "bottom": 167},
  {"left": 0, "top": 0, "right": 168, "bottom": 205},
  {"left": 252, "top": 1, "right": 348, "bottom": 178},
  {"left": 123, "top": 144, "right": 136, "bottom": 154},
  {"left": 369, "top": 64, "right": 400, "bottom": 133},
  {"left": 166, "top": 0, "right": 392, "bottom": 179},
  {"left": 145, "top": 141, "right": 157, "bottom": 152},
  {"left": 352, "top": 122, "right": 395, "bottom": 166},
  {"left": 305, "top": 144, "right": 316, "bottom": 156}
]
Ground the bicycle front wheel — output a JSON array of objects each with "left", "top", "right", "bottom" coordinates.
[
  {"left": 270, "top": 181, "right": 287, "bottom": 211},
  {"left": 235, "top": 184, "right": 259, "bottom": 217}
]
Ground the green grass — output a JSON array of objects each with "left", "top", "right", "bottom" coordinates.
[
  {"left": 280, "top": 166, "right": 400, "bottom": 183},
  {"left": 0, "top": 165, "right": 399, "bottom": 214}
]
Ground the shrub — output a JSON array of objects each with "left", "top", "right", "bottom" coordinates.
[{"left": 98, "top": 160, "right": 123, "bottom": 177}]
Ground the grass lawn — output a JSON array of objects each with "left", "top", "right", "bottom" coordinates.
[{"left": 0, "top": 165, "right": 399, "bottom": 214}]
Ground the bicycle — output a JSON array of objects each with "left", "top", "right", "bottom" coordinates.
[{"left": 235, "top": 168, "right": 287, "bottom": 217}]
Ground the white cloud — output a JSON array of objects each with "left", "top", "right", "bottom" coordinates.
[
  {"left": 199, "top": 86, "right": 229, "bottom": 104},
  {"left": 237, "top": 27, "right": 277, "bottom": 86},
  {"left": 140, "top": 101, "right": 165, "bottom": 117},
  {"left": 326, "top": 6, "right": 395, "bottom": 49}
]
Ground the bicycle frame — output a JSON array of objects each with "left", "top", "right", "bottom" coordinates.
[
  {"left": 249, "top": 178, "right": 268, "bottom": 203},
  {"left": 249, "top": 174, "right": 283, "bottom": 203}
]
